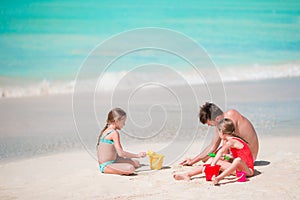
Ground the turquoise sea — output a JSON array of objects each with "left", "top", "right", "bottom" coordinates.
[{"left": 0, "top": 0, "right": 300, "bottom": 97}]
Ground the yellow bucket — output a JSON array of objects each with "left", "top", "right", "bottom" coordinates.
[{"left": 147, "top": 151, "right": 164, "bottom": 170}]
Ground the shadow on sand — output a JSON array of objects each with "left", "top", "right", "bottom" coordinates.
[
  {"left": 135, "top": 164, "right": 171, "bottom": 173},
  {"left": 254, "top": 160, "right": 271, "bottom": 166}
]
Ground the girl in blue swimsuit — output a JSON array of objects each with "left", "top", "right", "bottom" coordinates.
[{"left": 97, "top": 108, "right": 146, "bottom": 175}]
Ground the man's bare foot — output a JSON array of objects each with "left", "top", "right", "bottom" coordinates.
[
  {"left": 212, "top": 175, "right": 219, "bottom": 185},
  {"left": 173, "top": 173, "right": 191, "bottom": 181}
]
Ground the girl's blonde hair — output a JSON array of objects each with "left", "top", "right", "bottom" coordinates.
[
  {"left": 217, "top": 118, "right": 248, "bottom": 143},
  {"left": 97, "top": 108, "right": 126, "bottom": 145},
  {"left": 217, "top": 118, "right": 235, "bottom": 135}
]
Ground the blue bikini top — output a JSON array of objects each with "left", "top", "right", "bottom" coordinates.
[{"left": 99, "top": 130, "right": 114, "bottom": 145}]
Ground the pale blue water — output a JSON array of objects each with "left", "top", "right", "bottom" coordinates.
[{"left": 1, "top": 0, "right": 299, "bottom": 85}]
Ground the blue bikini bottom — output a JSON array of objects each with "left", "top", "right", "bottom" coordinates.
[{"left": 99, "top": 160, "right": 115, "bottom": 173}]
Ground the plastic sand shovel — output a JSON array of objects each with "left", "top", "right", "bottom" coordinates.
[
  {"left": 147, "top": 150, "right": 164, "bottom": 170},
  {"left": 208, "top": 153, "right": 231, "bottom": 161},
  {"left": 208, "top": 153, "right": 216, "bottom": 157}
]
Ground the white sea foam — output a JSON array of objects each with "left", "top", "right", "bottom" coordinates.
[
  {"left": 0, "top": 79, "right": 75, "bottom": 98},
  {"left": 1, "top": 62, "right": 300, "bottom": 98},
  {"left": 176, "top": 62, "right": 300, "bottom": 85},
  {"left": 217, "top": 62, "right": 300, "bottom": 82}
]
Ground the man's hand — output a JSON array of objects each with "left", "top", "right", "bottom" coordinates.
[{"left": 179, "top": 158, "right": 193, "bottom": 166}]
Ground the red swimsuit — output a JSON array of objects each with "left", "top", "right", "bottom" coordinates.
[{"left": 230, "top": 137, "right": 254, "bottom": 171}]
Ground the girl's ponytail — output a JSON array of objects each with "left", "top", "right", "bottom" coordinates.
[
  {"left": 97, "top": 123, "right": 109, "bottom": 145},
  {"left": 97, "top": 108, "right": 126, "bottom": 146},
  {"left": 97, "top": 123, "right": 109, "bottom": 146}
]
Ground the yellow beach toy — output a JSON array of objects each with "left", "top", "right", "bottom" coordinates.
[{"left": 147, "top": 150, "right": 164, "bottom": 170}]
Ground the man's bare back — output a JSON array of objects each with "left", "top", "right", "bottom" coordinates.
[{"left": 224, "top": 109, "right": 259, "bottom": 160}]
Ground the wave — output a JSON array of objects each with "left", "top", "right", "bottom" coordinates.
[
  {"left": 1, "top": 62, "right": 300, "bottom": 98},
  {"left": 217, "top": 62, "right": 300, "bottom": 82},
  {"left": 0, "top": 79, "right": 75, "bottom": 98}
]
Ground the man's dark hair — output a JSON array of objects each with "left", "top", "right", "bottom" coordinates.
[{"left": 199, "top": 102, "right": 224, "bottom": 124}]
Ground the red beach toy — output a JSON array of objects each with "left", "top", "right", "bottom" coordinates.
[{"left": 204, "top": 164, "right": 221, "bottom": 181}]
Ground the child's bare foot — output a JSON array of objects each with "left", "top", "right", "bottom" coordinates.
[
  {"left": 212, "top": 175, "right": 219, "bottom": 185},
  {"left": 132, "top": 160, "right": 140, "bottom": 168},
  {"left": 173, "top": 173, "right": 191, "bottom": 181}
]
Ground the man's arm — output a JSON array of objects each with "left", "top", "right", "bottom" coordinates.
[{"left": 180, "top": 128, "right": 221, "bottom": 165}]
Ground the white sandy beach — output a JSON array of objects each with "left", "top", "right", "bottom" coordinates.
[
  {"left": 1, "top": 77, "right": 300, "bottom": 200},
  {"left": 0, "top": 135, "right": 300, "bottom": 200}
]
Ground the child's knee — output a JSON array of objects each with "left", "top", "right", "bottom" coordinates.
[
  {"left": 126, "top": 165, "right": 135, "bottom": 174},
  {"left": 233, "top": 157, "right": 242, "bottom": 164}
]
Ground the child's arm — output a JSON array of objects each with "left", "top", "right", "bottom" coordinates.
[
  {"left": 111, "top": 131, "right": 146, "bottom": 158},
  {"left": 210, "top": 140, "right": 232, "bottom": 166}
]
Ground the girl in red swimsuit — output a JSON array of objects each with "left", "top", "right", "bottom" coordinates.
[{"left": 210, "top": 118, "right": 254, "bottom": 185}]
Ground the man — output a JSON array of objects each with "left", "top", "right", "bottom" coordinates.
[{"left": 180, "top": 102, "right": 259, "bottom": 167}]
